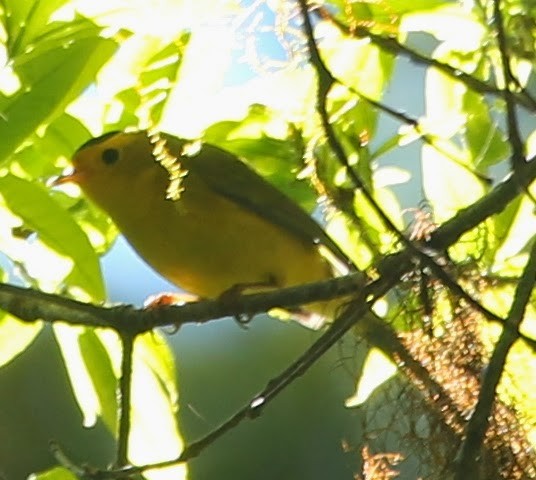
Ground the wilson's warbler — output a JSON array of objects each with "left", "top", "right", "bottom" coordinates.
[{"left": 55, "top": 130, "right": 352, "bottom": 326}]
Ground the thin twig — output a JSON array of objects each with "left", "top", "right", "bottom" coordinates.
[
  {"left": 313, "top": 4, "right": 536, "bottom": 112},
  {"left": 116, "top": 332, "right": 136, "bottom": 467},
  {"left": 427, "top": 258, "right": 536, "bottom": 353},
  {"left": 349, "top": 89, "right": 493, "bottom": 183},
  {"left": 454, "top": 240, "right": 536, "bottom": 478},
  {"left": 50, "top": 440, "right": 93, "bottom": 479},
  {"left": 492, "top": 0, "right": 526, "bottom": 171},
  {"left": 296, "top": 0, "right": 410, "bottom": 249}
]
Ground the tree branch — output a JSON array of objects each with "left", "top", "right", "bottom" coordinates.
[
  {"left": 297, "top": 0, "right": 414, "bottom": 255},
  {"left": 313, "top": 4, "right": 536, "bottom": 112},
  {"left": 0, "top": 272, "right": 367, "bottom": 332},
  {"left": 116, "top": 332, "right": 135, "bottom": 467},
  {"left": 429, "top": 156, "right": 536, "bottom": 250},
  {"left": 454, "top": 239, "right": 536, "bottom": 478},
  {"left": 492, "top": 0, "right": 526, "bottom": 172}
]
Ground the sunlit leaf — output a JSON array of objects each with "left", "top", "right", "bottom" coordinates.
[
  {"left": 479, "top": 285, "right": 536, "bottom": 448},
  {"left": 389, "top": 0, "right": 446, "bottom": 12},
  {"left": 79, "top": 329, "right": 118, "bottom": 432},
  {"left": 0, "top": 29, "right": 116, "bottom": 163},
  {"left": 53, "top": 325, "right": 102, "bottom": 428},
  {"left": 136, "top": 332, "right": 178, "bottom": 411},
  {"left": 422, "top": 145, "right": 491, "bottom": 261},
  {"left": 374, "top": 166, "right": 411, "bottom": 188},
  {"left": 346, "top": 347, "right": 397, "bottom": 407},
  {"left": 0, "top": 312, "right": 42, "bottom": 367},
  {"left": 139, "top": 34, "right": 190, "bottom": 125},
  {"left": 319, "top": 27, "right": 395, "bottom": 100},
  {"left": 158, "top": 22, "right": 238, "bottom": 136},
  {"left": 74, "top": 32, "right": 189, "bottom": 132},
  {"left": 402, "top": 4, "right": 485, "bottom": 51},
  {"left": 325, "top": 211, "right": 371, "bottom": 269},
  {"left": 424, "top": 62, "right": 466, "bottom": 139},
  {"left": 352, "top": 186, "right": 404, "bottom": 254},
  {"left": 29, "top": 466, "right": 78, "bottom": 480},
  {"left": 492, "top": 190, "right": 536, "bottom": 270},
  {"left": 1, "top": 0, "right": 70, "bottom": 56},
  {"left": 129, "top": 334, "right": 184, "bottom": 480},
  {"left": 463, "top": 91, "right": 509, "bottom": 169},
  {"left": 0, "top": 174, "right": 104, "bottom": 299},
  {"left": 421, "top": 144, "right": 486, "bottom": 222},
  {"left": 10, "top": 115, "right": 90, "bottom": 180},
  {"left": 527, "top": 129, "right": 536, "bottom": 158}
]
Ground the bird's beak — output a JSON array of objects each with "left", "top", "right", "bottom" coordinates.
[{"left": 50, "top": 168, "right": 83, "bottom": 187}]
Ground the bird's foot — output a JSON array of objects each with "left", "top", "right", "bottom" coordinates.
[
  {"left": 218, "top": 278, "right": 277, "bottom": 328},
  {"left": 143, "top": 291, "right": 200, "bottom": 308}
]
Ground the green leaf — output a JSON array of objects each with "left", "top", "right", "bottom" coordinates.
[
  {"left": 402, "top": 4, "right": 485, "bottom": 51},
  {"left": 346, "top": 347, "right": 398, "bottom": 407},
  {"left": 422, "top": 144, "right": 491, "bottom": 262},
  {"left": 388, "top": 0, "right": 446, "bottom": 13},
  {"left": 371, "top": 132, "right": 409, "bottom": 160},
  {"left": 492, "top": 194, "right": 536, "bottom": 271},
  {"left": 54, "top": 325, "right": 101, "bottom": 428},
  {"left": 352, "top": 186, "right": 403, "bottom": 255},
  {"left": 0, "top": 31, "right": 117, "bottom": 164},
  {"left": 421, "top": 144, "right": 486, "bottom": 223},
  {"left": 0, "top": 174, "right": 104, "bottom": 299},
  {"left": 374, "top": 166, "right": 411, "bottom": 188},
  {"left": 10, "top": 114, "right": 91, "bottom": 180},
  {"left": 463, "top": 91, "right": 509, "bottom": 169},
  {"left": 424, "top": 66, "right": 466, "bottom": 139},
  {"left": 321, "top": 34, "right": 395, "bottom": 100},
  {"left": 53, "top": 325, "right": 117, "bottom": 430},
  {"left": 54, "top": 326, "right": 183, "bottom": 472},
  {"left": 129, "top": 334, "right": 184, "bottom": 475},
  {"left": 136, "top": 332, "right": 178, "bottom": 412},
  {"left": 479, "top": 287, "right": 536, "bottom": 446},
  {"left": 326, "top": 211, "right": 374, "bottom": 270},
  {"left": 0, "top": 312, "right": 42, "bottom": 367},
  {"left": 139, "top": 33, "right": 190, "bottom": 125},
  {"left": 1, "top": 0, "right": 70, "bottom": 55},
  {"left": 79, "top": 329, "right": 118, "bottom": 432},
  {"left": 30, "top": 466, "right": 78, "bottom": 480}
]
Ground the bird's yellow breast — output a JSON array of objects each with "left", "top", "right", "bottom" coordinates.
[{"left": 112, "top": 165, "right": 332, "bottom": 299}]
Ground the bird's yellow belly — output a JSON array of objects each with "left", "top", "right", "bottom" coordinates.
[{"left": 117, "top": 183, "right": 332, "bottom": 300}]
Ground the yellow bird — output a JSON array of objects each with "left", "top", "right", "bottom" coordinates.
[{"left": 55, "top": 130, "right": 351, "bottom": 326}]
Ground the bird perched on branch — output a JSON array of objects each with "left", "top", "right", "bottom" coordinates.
[{"left": 54, "top": 130, "right": 355, "bottom": 327}]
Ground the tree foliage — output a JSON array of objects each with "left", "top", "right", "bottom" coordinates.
[{"left": 0, "top": 0, "right": 535, "bottom": 479}]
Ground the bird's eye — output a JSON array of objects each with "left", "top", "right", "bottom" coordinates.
[{"left": 102, "top": 148, "right": 120, "bottom": 165}]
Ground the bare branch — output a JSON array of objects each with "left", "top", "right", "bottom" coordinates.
[
  {"left": 455, "top": 239, "right": 536, "bottom": 478},
  {"left": 429, "top": 157, "right": 536, "bottom": 251},
  {"left": 492, "top": 0, "right": 526, "bottom": 172},
  {"left": 0, "top": 273, "right": 367, "bottom": 332},
  {"left": 116, "top": 332, "right": 135, "bottom": 467}
]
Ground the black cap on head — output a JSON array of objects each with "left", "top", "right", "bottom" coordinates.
[{"left": 75, "top": 131, "right": 122, "bottom": 154}]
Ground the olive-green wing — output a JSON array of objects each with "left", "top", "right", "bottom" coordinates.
[{"left": 162, "top": 134, "right": 350, "bottom": 267}]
